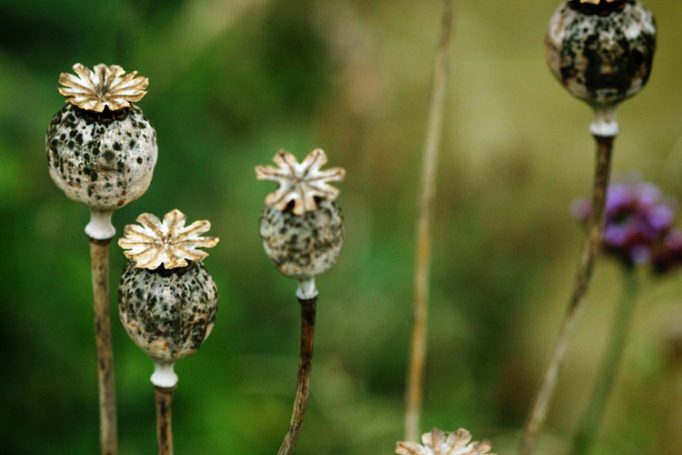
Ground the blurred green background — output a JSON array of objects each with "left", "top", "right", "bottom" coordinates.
[{"left": 1, "top": 0, "right": 681, "bottom": 453}]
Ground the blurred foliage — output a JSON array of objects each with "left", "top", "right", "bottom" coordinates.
[{"left": 1, "top": 0, "right": 682, "bottom": 454}]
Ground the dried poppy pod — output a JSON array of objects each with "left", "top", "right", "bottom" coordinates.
[
  {"left": 256, "top": 148, "right": 345, "bottom": 288},
  {"left": 118, "top": 209, "right": 219, "bottom": 388},
  {"left": 46, "top": 63, "right": 158, "bottom": 239},
  {"left": 546, "top": 0, "right": 656, "bottom": 135},
  {"left": 520, "top": 4, "right": 657, "bottom": 453},
  {"left": 256, "top": 148, "right": 345, "bottom": 454}
]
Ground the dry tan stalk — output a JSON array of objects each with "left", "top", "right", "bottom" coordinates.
[
  {"left": 405, "top": 0, "right": 456, "bottom": 442},
  {"left": 155, "top": 386, "right": 175, "bottom": 455},
  {"left": 90, "top": 238, "right": 118, "bottom": 455}
]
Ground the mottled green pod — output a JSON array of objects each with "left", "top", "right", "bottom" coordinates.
[
  {"left": 546, "top": 0, "right": 656, "bottom": 108},
  {"left": 119, "top": 261, "right": 218, "bottom": 363},
  {"left": 260, "top": 200, "right": 344, "bottom": 280},
  {"left": 46, "top": 104, "right": 157, "bottom": 211}
]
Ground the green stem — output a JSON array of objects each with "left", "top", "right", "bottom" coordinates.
[{"left": 571, "top": 268, "right": 640, "bottom": 455}]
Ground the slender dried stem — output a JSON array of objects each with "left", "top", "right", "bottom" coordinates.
[
  {"left": 277, "top": 295, "right": 317, "bottom": 455},
  {"left": 154, "top": 386, "right": 175, "bottom": 455},
  {"left": 518, "top": 134, "right": 614, "bottom": 455},
  {"left": 89, "top": 238, "right": 118, "bottom": 455},
  {"left": 405, "top": 0, "right": 455, "bottom": 442},
  {"left": 571, "top": 269, "right": 639, "bottom": 455}
]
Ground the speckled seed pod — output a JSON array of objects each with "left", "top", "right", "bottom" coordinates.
[
  {"left": 119, "top": 261, "right": 217, "bottom": 363},
  {"left": 46, "top": 63, "right": 158, "bottom": 239},
  {"left": 256, "top": 149, "right": 345, "bottom": 280},
  {"left": 546, "top": 0, "right": 656, "bottom": 108},
  {"left": 261, "top": 199, "right": 344, "bottom": 279},
  {"left": 117, "top": 209, "right": 219, "bottom": 387}
]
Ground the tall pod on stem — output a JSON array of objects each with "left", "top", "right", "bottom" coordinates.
[
  {"left": 519, "top": 2, "right": 656, "bottom": 454},
  {"left": 256, "top": 149, "right": 345, "bottom": 455},
  {"left": 405, "top": 0, "right": 455, "bottom": 442},
  {"left": 118, "top": 209, "right": 219, "bottom": 455},
  {"left": 46, "top": 63, "right": 158, "bottom": 454}
]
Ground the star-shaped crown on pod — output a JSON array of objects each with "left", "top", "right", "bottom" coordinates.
[
  {"left": 58, "top": 63, "right": 148, "bottom": 112},
  {"left": 256, "top": 148, "right": 345, "bottom": 216},
  {"left": 118, "top": 209, "right": 219, "bottom": 270},
  {"left": 395, "top": 428, "right": 495, "bottom": 455}
]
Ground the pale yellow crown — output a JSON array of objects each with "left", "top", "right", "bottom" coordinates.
[
  {"left": 58, "top": 63, "right": 148, "bottom": 112},
  {"left": 118, "top": 209, "right": 219, "bottom": 270}
]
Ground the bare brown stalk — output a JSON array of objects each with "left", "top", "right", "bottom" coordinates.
[
  {"left": 154, "top": 386, "right": 175, "bottom": 455},
  {"left": 405, "top": 0, "right": 455, "bottom": 442},
  {"left": 89, "top": 238, "right": 118, "bottom": 455},
  {"left": 518, "top": 135, "right": 614, "bottom": 455},
  {"left": 278, "top": 295, "right": 317, "bottom": 455}
]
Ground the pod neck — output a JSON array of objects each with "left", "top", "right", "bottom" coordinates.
[
  {"left": 590, "top": 106, "right": 619, "bottom": 137},
  {"left": 297, "top": 278, "right": 318, "bottom": 300},
  {"left": 151, "top": 361, "right": 178, "bottom": 389},
  {"left": 86, "top": 209, "right": 115, "bottom": 240}
]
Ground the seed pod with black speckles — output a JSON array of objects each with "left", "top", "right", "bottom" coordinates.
[
  {"left": 257, "top": 149, "right": 345, "bottom": 454},
  {"left": 256, "top": 149, "right": 345, "bottom": 285},
  {"left": 260, "top": 199, "right": 344, "bottom": 280},
  {"left": 118, "top": 209, "right": 219, "bottom": 388},
  {"left": 546, "top": 0, "right": 656, "bottom": 134},
  {"left": 46, "top": 63, "right": 158, "bottom": 239}
]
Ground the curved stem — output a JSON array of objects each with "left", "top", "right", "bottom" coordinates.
[
  {"left": 154, "top": 386, "right": 175, "bottom": 455},
  {"left": 405, "top": 0, "right": 455, "bottom": 442},
  {"left": 90, "top": 238, "right": 118, "bottom": 455},
  {"left": 277, "top": 293, "right": 318, "bottom": 455},
  {"left": 518, "top": 134, "right": 614, "bottom": 455},
  {"left": 571, "top": 269, "right": 639, "bottom": 455}
]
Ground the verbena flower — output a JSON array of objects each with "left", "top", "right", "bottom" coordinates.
[
  {"left": 572, "top": 176, "right": 682, "bottom": 273},
  {"left": 652, "top": 228, "right": 682, "bottom": 275},
  {"left": 395, "top": 428, "right": 495, "bottom": 455}
]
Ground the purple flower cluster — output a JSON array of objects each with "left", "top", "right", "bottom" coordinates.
[{"left": 572, "top": 177, "right": 682, "bottom": 274}]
